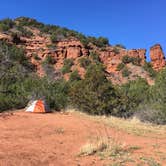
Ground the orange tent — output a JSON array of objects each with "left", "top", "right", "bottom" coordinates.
[{"left": 25, "top": 100, "right": 50, "bottom": 113}]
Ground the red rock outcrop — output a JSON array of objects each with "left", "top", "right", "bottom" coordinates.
[
  {"left": 150, "top": 44, "right": 166, "bottom": 71},
  {"left": 0, "top": 29, "right": 162, "bottom": 85},
  {"left": 99, "top": 48, "right": 146, "bottom": 74}
]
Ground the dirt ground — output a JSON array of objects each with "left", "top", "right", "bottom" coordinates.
[{"left": 0, "top": 110, "right": 165, "bottom": 166}]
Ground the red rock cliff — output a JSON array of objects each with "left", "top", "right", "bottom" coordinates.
[{"left": 150, "top": 44, "right": 166, "bottom": 71}]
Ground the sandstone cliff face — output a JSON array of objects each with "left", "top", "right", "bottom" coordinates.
[
  {"left": 99, "top": 48, "right": 146, "bottom": 74},
  {"left": 150, "top": 44, "right": 166, "bottom": 71},
  {"left": 0, "top": 28, "right": 165, "bottom": 85}
]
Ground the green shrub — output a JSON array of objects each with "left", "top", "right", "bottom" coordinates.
[
  {"left": 16, "top": 26, "right": 33, "bottom": 37},
  {"left": 115, "top": 78, "right": 149, "bottom": 117},
  {"left": 0, "top": 23, "right": 10, "bottom": 32},
  {"left": 122, "top": 67, "right": 131, "bottom": 77},
  {"left": 43, "top": 55, "right": 56, "bottom": 65},
  {"left": 70, "top": 64, "right": 117, "bottom": 115},
  {"left": 0, "top": 18, "right": 14, "bottom": 32},
  {"left": 61, "top": 65, "right": 71, "bottom": 74},
  {"left": 50, "top": 33, "right": 57, "bottom": 42},
  {"left": 122, "top": 55, "right": 141, "bottom": 66},
  {"left": 61, "top": 58, "right": 74, "bottom": 74},
  {"left": 46, "top": 44, "right": 57, "bottom": 50},
  {"left": 69, "top": 70, "right": 81, "bottom": 82},
  {"left": 64, "top": 58, "right": 74, "bottom": 67},
  {"left": 143, "top": 62, "right": 156, "bottom": 77},
  {"left": 115, "top": 44, "right": 126, "bottom": 49},
  {"left": 135, "top": 105, "right": 166, "bottom": 125},
  {"left": 15, "top": 17, "right": 44, "bottom": 28},
  {"left": 132, "top": 57, "right": 142, "bottom": 66},
  {"left": 11, "top": 32, "right": 22, "bottom": 44},
  {"left": 112, "top": 47, "right": 120, "bottom": 54},
  {"left": 116, "top": 63, "right": 125, "bottom": 71},
  {"left": 33, "top": 54, "right": 41, "bottom": 60},
  {"left": 79, "top": 57, "right": 91, "bottom": 69},
  {"left": 122, "top": 55, "right": 132, "bottom": 64},
  {"left": 89, "top": 51, "right": 100, "bottom": 63}
]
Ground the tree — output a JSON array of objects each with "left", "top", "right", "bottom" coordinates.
[
  {"left": 79, "top": 57, "right": 91, "bottom": 69},
  {"left": 61, "top": 58, "right": 74, "bottom": 74},
  {"left": 122, "top": 67, "right": 131, "bottom": 77},
  {"left": 70, "top": 64, "right": 117, "bottom": 115},
  {"left": 116, "top": 78, "right": 149, "bottom": 117},
  {"left": 69, "top": 70, "right": 81, "bottom": 82}
]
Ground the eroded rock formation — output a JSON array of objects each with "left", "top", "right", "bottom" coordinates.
[
  {"left": 150, "top": 44, "right": 166, "bottom": 71},
  {"left": 0, "top": 28, "right": 165, "bottom": 85}
]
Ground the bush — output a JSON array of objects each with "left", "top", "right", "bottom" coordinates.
[
  {"left": 122, "top": 55, "right": 132, "bottom": 64},
  {"left": 46, "top": 44, "right": 57, "bottom": 50},
  {"left": 43, "top": 55, "right": 56, "bottom": 65},
  {"left": 115, "top": 78, "right": 149, "bottom": 117},
  {"left": 112, "top": 47, "right": 120, "bottom": 54},
  {"left": 131, "top": 57, "right": 141, "bottom": 66},
  {"left": 33, "top": 54, "right": 41, "bottom": 60},
  {"left": 61, "top": 58, "right": 74, "bottom": 74},
  {"left": 135, "top": 105, "right": 166, "bottom": 125},
  {"left": 143, "top": 62, "right": 156, "bottom": 77},
  {"left": 50, "top": 33, "right": 57, "bottom": 42},
  {"left": 15, "top": 17, "right": 44, "bottom": 28},
  {"left": 122, "top": 67, "right": 131, "bottom": 77},
  {"left": 95, "top": 37, "right": 109, "bottom": 47},
  {"left": 70, "top": 64, "right": 117, "bottom": 115},
  {"left": 79, "top": 57, "right": 91, "bottom": 69},
  {"left": 116, "top": 63, "right": 125, "bottom": 71},
  {"left": 90, "top": 51, "right": 100, "bottom": 61},
  {"left": 0, "top": 18, "right": 14, "bottom": 32},
  {"left": 69, "top": 70, "right": 81, "bottom": 82},
  {"left": 122, "top": 55, "right": 141, "bottom": 66},
  {"left": 16, "top": 26, "right": 33, "bottom": 37},
  {"left": 115, "top": 44, "right": 126, "bottom": 49},
  {"left": 11, "top": 32, "right": 22, "bottom": 44}
]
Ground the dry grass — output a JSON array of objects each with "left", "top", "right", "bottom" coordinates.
[
  {"left": 79, "top": 137, "right": 137, "bottom": 165},
  {"left": 67, "top": 109, "right": 166, "bottom": 138},
  {"left": 79, "top": 138, "right": 108, "bottom": 156}
]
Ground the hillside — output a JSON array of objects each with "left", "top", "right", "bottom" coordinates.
[
  {"left": 0, "top": 17, "right": 166, "bottom": 125},
  {"left": 0, "top": 17, "right": 165, "bottom": 84}
]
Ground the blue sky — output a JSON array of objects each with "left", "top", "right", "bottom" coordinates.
[{"left": 0, "top": 0, "right": 166, "bottom": 60}]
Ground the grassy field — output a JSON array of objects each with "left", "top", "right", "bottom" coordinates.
[{"left": 68, "top": 109, "right": 166, "bottom": 138}]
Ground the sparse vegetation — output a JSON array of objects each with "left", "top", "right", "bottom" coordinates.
[
  {"left": 33, "top": 53, "right": 41, "bottom": 60},
  {"left": 61, "top": 58, "right": 74, "bottom": 74},
  {"left": 79, "top": 136, "right": 142, "bottom": 165},
  {"left": 69, "top": 70, "right": 81, "bottom": 82},
  {"left": 42, "top": 55, "right": 56, "bottom": 65},
  {"left": 122, "top": 67, "right": 131, "bottom": 77},
  {"left": 16, "top": 26, "right": 33, "bottom": 37},
  {"left": 122, "top": 55, "right": 141, "bottom": 66},
  {"left": 116, "top": 63, "right": 125, "bottom": 71},
  {"left": 143, "top": 62, "right": 156, "bottom": 77},
  {"left": 0, "top": 18, "right": 14, "bottom": 32},
  {"left": 115, "top": 44, "right": 126, "bottom": 49},
  {"left": 112, "top": 47, "right": 120, "bottom": 54},
  {"left": 79, "top": 57, "right": 91, "bottom": 69}
]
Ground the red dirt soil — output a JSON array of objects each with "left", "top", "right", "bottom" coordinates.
[{"left": 0, "top": 111, "right": 165, "bottom": 166}]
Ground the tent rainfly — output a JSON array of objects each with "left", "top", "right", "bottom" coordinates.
[{"left": 25, "top": 100, "right": 50, "bottom": 113}]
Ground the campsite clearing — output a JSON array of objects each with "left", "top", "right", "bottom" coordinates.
[{"left": 0, "top": 110, "right": 165, "bottom": 166}]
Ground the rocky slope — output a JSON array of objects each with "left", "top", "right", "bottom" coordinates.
[{"left": 0, "top": 17, "right": 165, "bottom": 85}]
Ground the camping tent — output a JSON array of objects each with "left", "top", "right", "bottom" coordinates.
[{"left": 25, "top": 100, "right": 50, "bottom": 113}]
